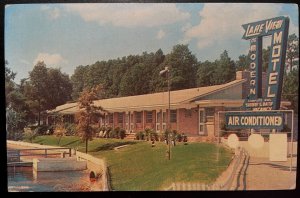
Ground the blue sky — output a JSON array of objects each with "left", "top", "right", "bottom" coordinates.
[{"left": 5, "top": 3, "right": 299, "bottom": 83}]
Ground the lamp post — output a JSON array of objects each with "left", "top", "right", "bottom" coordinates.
[{"left": 159, "top": 66, "right": 171, "bottom": 160}]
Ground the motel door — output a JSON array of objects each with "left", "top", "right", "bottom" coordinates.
[{"left": 199, "top": 108, "right": 205, "bottom": 135}]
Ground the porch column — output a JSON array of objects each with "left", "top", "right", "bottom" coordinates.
[
  {"left": 142, "top": 110, "right": 145, "bottom": 130},
  {"left": 177, "top": 109, "right": 179, "bottom": 131}
]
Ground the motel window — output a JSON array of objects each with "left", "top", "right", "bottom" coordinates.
[
  {"left": 170, "top": 110, "right": 177, "bottom": 123},
  {"left": 162, "top": 112, "right": 166, "bottom": 123},
  {"left": 135, "top": 112, "right": 142, "bottom": 123},
  {"left": 205, "top": 108, "right": 215, "bottom": 117},
  {"left": 118, "top": 113, "right": 123, "bottom": 123},
  {"left": 199, "top": 111, "right": 205, "bottom": 123},
  {"left": 146, "top": 111, "right": 153, "bottom": 123}
]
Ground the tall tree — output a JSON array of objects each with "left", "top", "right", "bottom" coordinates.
[
  {"left": 212, "top": 50, "right": 236, "bottom": 85},
  {"left": 28, "top": 61, "right": 49, "bottom": 125},
  {"left": 286, "top": 33, "right": 299, "bottom": 71},
  {"left": 5, "top": 60, "right": 17, "bottom": 107},
  {"left": 76, "top": 85, "right": 104, "bottom": 153},
  {"left": 282, "top": 68, "right": 299, "bottom": 113},
  {"left": 164, "top": 44, "right": 198, "bottom": 90},
  {"left": 46, "top": 68, "right": 73, "bottom": 109},
  {"left": 262, "top": 47, "right": 271, "bottom": 72},
  {"left": 71, "top": 65, "right": 89, "bottom": 100},
  {"left": 236, "top": 54, "right": 250, "bottom": 71},
  {"left": 25, "top": 61, "right": 73, "bottom": 125},
  {"left": 5, "top": 61, "right": 28, "bottom": 139},
  {"left": 197, "top": 61, "right": 216, "bottom": 87}
]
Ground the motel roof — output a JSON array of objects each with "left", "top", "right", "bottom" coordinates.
[{"left": 47, "top": 79, "right": 246, "bottom": 114}]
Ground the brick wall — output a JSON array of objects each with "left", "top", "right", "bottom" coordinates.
[{"left": 177, "top": 108, "right": 198, "bottom": 135}]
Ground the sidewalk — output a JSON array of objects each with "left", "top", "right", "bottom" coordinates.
[{"left": 244, "top": 156, "right": 297, "bottom": 190}]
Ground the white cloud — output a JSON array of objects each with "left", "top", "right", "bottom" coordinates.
[
  {"left": 156, "top": 30, "right": 166, "bottom": 40},
  {"left": 184, "top": 3, "right": 283, "bottom": 49},
  {"left": 33, "top": 53, "right": 67, "bottom": 66},
  {"left": 64, "top": 3, "right": 190, "bottom": 27}
]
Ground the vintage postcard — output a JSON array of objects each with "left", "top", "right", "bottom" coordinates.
[{"left": 5, "top": 2, "right": 298, "bottom": 192}]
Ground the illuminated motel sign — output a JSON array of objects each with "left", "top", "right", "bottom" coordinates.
[{"left": 225, "top": 16, "right": 289, "bottom": 130}]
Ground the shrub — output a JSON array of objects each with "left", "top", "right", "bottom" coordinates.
[
  {"left": 109, "top": 130, "right": 116, "bottom": 138},
  {"left": 135, "top": 131, "right": 145, "bottom": 140},
  {"left": 33, "top": 125, "right": 49, "bottom": 135},
  {"left": 171, "top": 130, "right": 178, "bottom": 141},
  {"left": 176, "top": 133, "right": 182, "bottom": 142},
  {"left": 46, "top": 125, "right": 55, "bottom": 135},
  {"left": 119, "top": 129, "right": 126, "bottom": 139},
  {"left": 64, "top": 123, "right": 76, "bottom": 136},
  {"left": 163, "top": 129, "right": 171, "bottom": 140},
  {"left": 150, "top": 131, "right": 158, "bottom": 141},
  {"left": 111, "top": 127, "right": 122, "bottom": 138},
  {"left": 144, "top": 128, "right": 153, "bottom": 141},
  {"left": 158, "top": 132, "right": 165, "bottom": 142},
  {"left": 23, "top": 127, "right": 37, "bottom": 143},
  {"left": 104, "top": 127, "right": 112, "bottom": 138}
]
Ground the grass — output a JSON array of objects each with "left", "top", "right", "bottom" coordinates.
[{"left": 29, "top": 136, "right": 233, "bottom": 191}]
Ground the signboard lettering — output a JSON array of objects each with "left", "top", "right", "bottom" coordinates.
[
  {"left": 242, "top": 16, "right": 289, "bottom": 110},
  {"left": 225, "top": 112, "right": 284, "bottom": 130}
]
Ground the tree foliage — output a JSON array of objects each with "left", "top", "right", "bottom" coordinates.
[
  {"left": 282, "top": 68, "right": 299, "bottom": 113},
  {"left": 235, "top": 54, "right": 250, "bottom": 71},
  {"left": 24, "top": 61, "right": 73, "bottom": 125},
  {"left": 5, "top": 61, "right": 28, "bottom": 139},
  {"left": 197, "top": 61, "right": 216, "bottom": 87},
  {"left": 75, "top": 85, "right": 104, "bottom": 153},
  {"left": 286, "top": 33, "right": 299, "bottom": 70}
]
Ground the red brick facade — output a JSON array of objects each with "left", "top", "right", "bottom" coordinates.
[{"left": 177, "top": 108, "right": 199, "bottom": 136}]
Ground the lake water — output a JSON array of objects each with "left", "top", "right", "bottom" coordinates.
[{"left": 7, "top": 167, "right": 102, "bottom": 192}]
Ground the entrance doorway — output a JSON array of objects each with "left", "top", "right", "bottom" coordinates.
[{"left": 199, "top": 108, "right": 205, "bottom": 135}]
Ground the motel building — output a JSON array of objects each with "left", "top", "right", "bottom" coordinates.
[{"left": 46, "top": 71, "right": 292, "bottom": 141}]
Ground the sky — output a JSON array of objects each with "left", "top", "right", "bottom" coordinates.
[{"left": 5, "top": 3, "right": 299, "bottom": 83}]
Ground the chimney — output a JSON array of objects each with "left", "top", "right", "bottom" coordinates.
[{"left": 236, "top": 70, "right": 250, "bottom": 99}]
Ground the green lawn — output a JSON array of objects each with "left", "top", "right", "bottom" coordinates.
[{"left": 30, "top": 136, "right": 233, "bottom": 191}]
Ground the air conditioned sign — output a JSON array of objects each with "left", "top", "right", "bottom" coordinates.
[{"left": 225, "top": 112, "right": 284, "bottom": 130}]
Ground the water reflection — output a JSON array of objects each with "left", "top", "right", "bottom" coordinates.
[{"left": 7, "top": 167, "right": 101, "bottom": 192}]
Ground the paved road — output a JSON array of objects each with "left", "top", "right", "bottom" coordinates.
[{"left": 244, "top": 156, "right": 297, "bottom": 190}]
